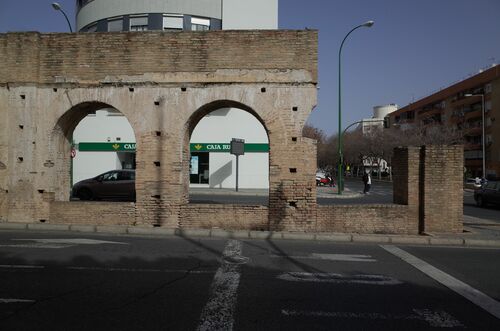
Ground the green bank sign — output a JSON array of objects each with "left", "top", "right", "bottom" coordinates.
[
  {"left": 78, "top": 142, "right": 269, "bottom": 153},
  {"left": 190, "top": 143, "right": 269, "bottom": 153},
  {"left": 78, "top": 142, "right": 136, "bottom": 152}
]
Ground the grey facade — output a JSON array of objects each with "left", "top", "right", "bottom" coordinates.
[{"left": 76, "top": 0, "right": 277, "bottom": 32}]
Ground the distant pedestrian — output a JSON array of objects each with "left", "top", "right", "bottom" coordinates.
[{"left": 363, "top": 171, "right": 371, "bottom": 194}]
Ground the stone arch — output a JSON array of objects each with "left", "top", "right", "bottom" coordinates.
[{"left": 49, "top": 101, "right": 138, "bottom": 201}]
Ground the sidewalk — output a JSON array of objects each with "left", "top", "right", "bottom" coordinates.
[
  {"left": 190, "top": 186, "right": 365, "bottom": 199},
  {"left": 1, "top": 219, "right": 499, "bottom": 248}
]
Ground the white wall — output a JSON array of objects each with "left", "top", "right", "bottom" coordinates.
[
  {"left": 222, "top": 0, "right": 278, "bottom": 29},
  {"left": 191, "top": 108, "right": 269, "bottom": 189},
  {"left": 73, "top": 110, "right": 135, "bottom": 183}
]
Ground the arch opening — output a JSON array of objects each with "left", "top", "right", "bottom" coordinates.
[
  {"left": 186, "top": 100, "right": 270, "bottom": 205},
  {"left": 51, "top": 102, "right": 137, "bottom": 202}
]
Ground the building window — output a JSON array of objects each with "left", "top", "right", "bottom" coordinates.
[
  {"left": 163, "top": 15, "right": 183, "bottom": 31},
  {"left": 485, "top": 83, "right": 492, "bottom": 93},
  {"left": 108, "top": 18, "right": 123, "bottom": 32},
  {"left": 130, "top": 16, "right": 148, "bottom": 31},
  {"left": 191, "top": 17, "right": 210, "bottom": 31},
  {"left": 86, "top": 23, "right": 97, "bottom": 32}
]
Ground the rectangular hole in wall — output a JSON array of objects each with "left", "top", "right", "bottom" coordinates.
[
  {"left": 261, "top": 87, "right": 266, "bottom": 93},
  {"left": 37, "top": 189, "right": 45, "bottom": 194},
  {"left": 152, "top": 195, "right": 161, "bottom": 199},
  {"left": 18, "top": 157, "right": 23, "bottom": 162},
  {"left": 292, "top": 107, "right": 298, "bottom": 112},
  {"left": 129, "top": 87, "right": 135, "bottom": 92},
  {"left": 154, "top": 161, "right": 161, "bottom": 167},
  {"left": 19, "top": 125, "right": 24, "bottom": 129},
  {"left": 289, "top": 168, "right": 297, "bottom": 173},
  {"left": 53, "top": 88, "right": 58, "bottom": 92},
  {"left": 289, "top": 201, "right": 297, "bottom": 208},
  {"left": 154, "top": 101, "right": 160, "bottom": 106},
  {"left": 181, "top": 87, "right": 187, "bottom": 92},
  {"left": 20, "top": 95, "right": 26, "bottom": 99},
  {"left": 292, "top": 137, "right": 297, "bottom": 142},
  {"left": 156, "top": 131, "right": 162, "bottom": 136}
]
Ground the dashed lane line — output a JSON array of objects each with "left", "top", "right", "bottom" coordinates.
[
  {"left": 381, "top": 245, "right": 500, "bottom": 320},
  {"left": 197, "top": 240, "right": 246, "bottom": 331}
]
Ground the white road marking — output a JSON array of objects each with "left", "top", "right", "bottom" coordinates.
[
  {"left": 381, "top": 245, "right": 500, "bottom": 320},
  {"left": 0, "top": 244, "right": 70, "bottom": 249},
  {"left": 271, "top": 253, "right": 376, "bottom": 262},
  {"left": 0, "top": 238, "right": 129, "bottom": 249},
  {"left": 0, "top": 264, "right": 45, "bottom": 269},
  {"left": 0, "top": 298, "right": 36, "bottom": 304},
  {"left": 282, "top": 309, "right": 464, "bottom": 328},
  {"left": 197, "top": 240, "right": 245, "bottom": 331},
  {"left": 277, "top": 272, "right": 402, "bottom": 285},
  {"left": 13, "top": 238, "right": 128, "bottom": 245},
  {"left": 67, "top": 266, "right": 214, "bottom": 274}
]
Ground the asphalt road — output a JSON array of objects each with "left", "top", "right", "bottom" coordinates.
[{"left": 1, "top": 231, "right": 499, "bottom": 330}]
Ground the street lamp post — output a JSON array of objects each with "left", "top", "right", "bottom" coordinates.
[
  {"left": 337, "top": 20, "right": 374, "bottom": 195},
  {"left": 51, "top": 2, "right": 73, "bottom": 32},
  {"left": 464, "top": 93, "right": 486, "bottom": 178}
]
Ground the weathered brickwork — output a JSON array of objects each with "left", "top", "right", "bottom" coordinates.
[
  {"left": 317, "top": 204, "right": 414, "bottom": 234},
  {"left": 50, "top": 202, "right": 135, "bottom": 225},
  {"left": 0, "top": 31, "right": 463, "bottom": 234},
  {"left": 420, "top": 145, "right": 463, "bottom": 233},
  {"left": 180, "top": 204, "right": 269, "bottom": 230}
]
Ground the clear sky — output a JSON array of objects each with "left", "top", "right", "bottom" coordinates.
[{"left": 1, "top": 0, "right": 499, "bottom": 136}]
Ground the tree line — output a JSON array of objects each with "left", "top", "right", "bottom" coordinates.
[{"left": 303, "top": 124, "right": 463, "bottom": 179}]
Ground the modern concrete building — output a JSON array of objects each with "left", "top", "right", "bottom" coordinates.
[
  {"left": 360, "top": 104, "right": 398, "bottom": 134},
  {"left": 72, "top": 0, "right": 278, "bottom": 189},
  {"left": 386, "top": 64, "right": 500, "bottom": 179},
  {"left": 76, "top": 0, "right": 278, "bottom": 32}
]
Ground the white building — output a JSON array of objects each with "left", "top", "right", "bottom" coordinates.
[
  {"left": 72, "top": 0, "right": 277, "bottom": 189},
  {"left": 359, "top": 104, "right": 398, "bottom": 174}
]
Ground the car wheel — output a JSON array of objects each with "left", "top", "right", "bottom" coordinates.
[
  {"left": 476, "top": 196, "right": 485, "bottom": 207},
  {"left": 78, "top": 188, "right": 93, "bottom": 201}
]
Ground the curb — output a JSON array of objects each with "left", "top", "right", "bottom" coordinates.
[{"left": 1, "top": 222, "right": 500, "bottom": 248}]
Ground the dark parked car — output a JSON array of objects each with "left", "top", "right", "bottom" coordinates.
[
  {"left": 474, "top": 181, "right": 500, "bottom": 207},
  {"left": 72, "top": 170, "right": 135, "bottom": 201}
]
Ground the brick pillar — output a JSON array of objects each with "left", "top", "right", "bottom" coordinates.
[
  {"left": 420, "top": 145, "right": 463, "bottom": 233},
  {"left": 393, "top": 147, "right": 420, "bottom": 232},
  {"left": 268, "top": 137, "right": 317, "bottom": 232}
]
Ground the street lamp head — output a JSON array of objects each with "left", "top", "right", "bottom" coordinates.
[
  {"left": 51, "top": 2, "right": 61, "bottom": 11},
  {"left": 464, "top": 93, "right": 473, "bottom": 97},
  {"left": 363, "top": 20, "right": 375, "bottom": 28}
]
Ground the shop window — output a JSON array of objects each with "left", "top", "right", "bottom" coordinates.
[{"left": 190, "top": 152, "right": 209, "bottom": 184}]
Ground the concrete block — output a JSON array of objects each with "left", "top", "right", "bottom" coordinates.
[
  {"left": 282, "top": 232, "right": 316, "bottom": 241},
  {"left": 70, "top": 225, "right": 96, "bottom": 233},
  {"left": 210, "top": 229, "right": 249, "bottom": 239},
  {"left": 96, "top": 225, "right": 128, "bottom": 234},
  {"left": 390, "top": 236, "right": 430, "bottom": 245},
  {"left": 352, "top": 234, "right": 391, "bottom": 244},
  {"left": 464, "top": 239, "right": 500, "bottom": 247},
  {"left": 176, "top": 229, "right": 211, "bottom": 238},
  {"left": 127, "top": 227, "right": 176, "bottom": 236},
  {"left": 27, "top": 223, "right": 69, "bottom": 231},
  {"left": 0, "top": 222, "right": 28, "bottom": 230},
  {"left": 315, "top": 233, "right": 352, "bottom": 242},
  {"left": 429, "top": 238, "right": 465, "bottom": 246},
  {"left": 249, "top": 231, "right": 273, "bottom": 240}
]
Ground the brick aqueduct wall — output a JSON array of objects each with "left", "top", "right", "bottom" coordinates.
[{"left": 0, "top": 31, "right": 462, "bottom": 234}]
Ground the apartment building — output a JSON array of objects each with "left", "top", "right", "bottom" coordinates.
[{"left": 386, "top": 65, "right": 500, "bottom": 179}]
